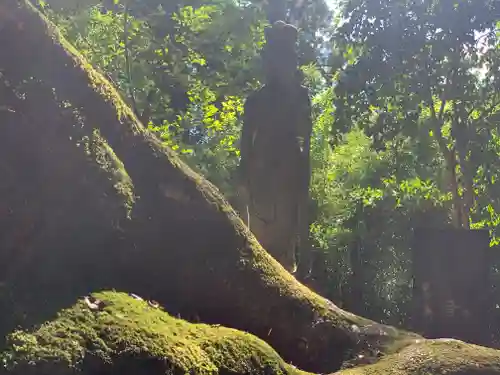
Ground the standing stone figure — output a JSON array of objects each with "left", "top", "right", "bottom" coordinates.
[{"left": 237, "top": 21, "right": 313, "bottom": 273}]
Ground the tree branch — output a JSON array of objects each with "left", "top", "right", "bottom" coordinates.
[
  {"left": 426, "top": 79, "right": 463, "bottom": 228},
  {"left": 469, "top": 97, "right": 500, "bottom": 125},
  {"left": 438, "top": 99, "right": 446, "bottom": 122},
  {"left": 452, "top": 102, "right": 472, "bottom": 228}
]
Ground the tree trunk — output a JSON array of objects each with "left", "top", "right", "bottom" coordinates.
[
  {"left": 344, "top": 204, "right": 366, "bottom": 316},
  {"left": 442, "top": 147, "right": 466, "bottom": 228},
  {"left": 452, "top": 111, "right": 474, "bottom": 229},
  {"left": 430, "top": 112, "right": 466, "bottom": 228},
  {"left": 2, "top": 2, "right": 500, "bottom": 375}
]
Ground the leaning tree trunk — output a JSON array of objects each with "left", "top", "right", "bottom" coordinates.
[{"left": 2, "top": 2, "right": 500, "bottom": 375}]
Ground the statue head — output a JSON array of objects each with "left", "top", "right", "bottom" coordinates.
[{"left": 262, "top": 21, "right": 299, "bottom": 87}]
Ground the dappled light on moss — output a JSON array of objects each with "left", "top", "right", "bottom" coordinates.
[
  {"left": 3, "top": 293, "right": 500, "bottom": 375},
  {"left": 1, "top": 292, "right": 305, "bottom": 375},
  {"left": 339, "top": 339, "right": 500, "bottom": 375},
  {"left": 83, "top": 129, "right": 136, "bottom": 216}
]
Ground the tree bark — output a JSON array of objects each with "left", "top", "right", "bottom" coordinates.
[
  {"left": 452, "top": 103, "right": 474, "bottom": 229},
  {"left": 1, "top": 2, "right": 500, "bottom": 375}
]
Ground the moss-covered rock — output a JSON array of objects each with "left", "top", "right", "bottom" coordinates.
[
  {"left": 1, "top": 291, "right": 308, "bottom": 375},
  {"left": 338, "top": 339, "right": 500, "bottom": 375}
]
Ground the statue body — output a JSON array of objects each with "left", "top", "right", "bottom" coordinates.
[{"left": 238, "top": 21, "right": 312, "bottom": 273}]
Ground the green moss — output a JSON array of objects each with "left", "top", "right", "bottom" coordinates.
[
  {"left": 21, "top": 0, "right": 216, "bottom": 185},
  {"left": 32, "top": 3, "right": 136, "bottom": 129},
  {"left": 340, "top": 338, "right": 500, "bottom": 375},
  {"left": 83, "top": 129, "right": 136, "bottom": 216},
  {"left": 3, "top": 293, "right": 499, "bottom": 375},
  {"left": 1, "top": 291, "right": 309, "bottom": 375}
]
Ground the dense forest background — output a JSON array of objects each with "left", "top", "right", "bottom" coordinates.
[{"left": 39, "top": 0, "right": 500, "bottom": 330}]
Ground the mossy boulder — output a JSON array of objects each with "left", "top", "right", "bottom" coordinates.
[
  {"left": 0, "top": 291, "right": 308, "bottom": 375},
  {"left": 3, "top": 292, "right": 500, "bottom": 375},
  {"left": 340, "top": 339, "right": 500, "bottom": 375}
]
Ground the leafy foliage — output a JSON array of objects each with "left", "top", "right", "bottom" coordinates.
[
  {"left": 42, "top": 0, "right": 266, "bottom": 197},
  {"left": 333, "top": 0, "right": 500, "bottom": 232}
]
